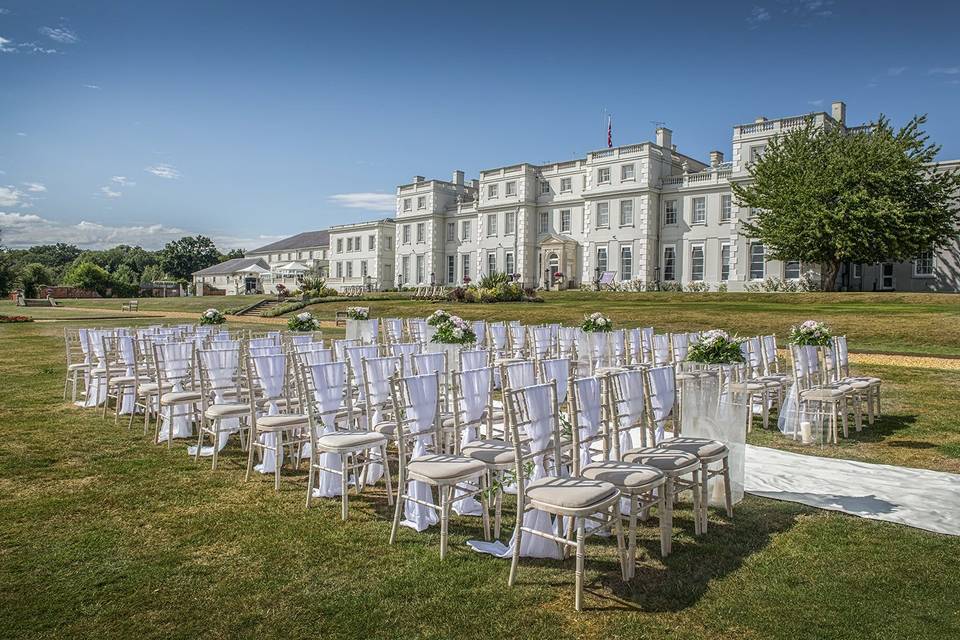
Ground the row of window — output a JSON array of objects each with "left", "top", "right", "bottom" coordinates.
[
  {"left": 663, "top": 195, "right": 733, "bottom": 226},
  {"left": 659, "top": 243, "right": 800, "bottom": 282},
  {"left": 401, "top": 195, "right": 427, "bottom": 212},
  {"left": 266, "top": 249, "right": 326, "bottom": 262},
  {"left": 484, "top": 164, "right": 639, "bottom": 201},
  {"left": 334, "top": 235, "right": 381, "bottom": 254},
  {"left": 333, "top": 260, "right": 371, "bottom": 279},
  {"left": 593, "top": 246, "right": 635, "bottom": 281}
]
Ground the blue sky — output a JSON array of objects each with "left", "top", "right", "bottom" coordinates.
[{"left": 1, "top": 0, "right": 958, "bottom": 249}]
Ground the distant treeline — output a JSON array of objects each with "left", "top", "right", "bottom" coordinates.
[{"left": 0, "top": 233, "right": 244, "bottom": 298}]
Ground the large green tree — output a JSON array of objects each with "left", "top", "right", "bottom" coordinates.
[
  {"left": 733, "top": 115, "right": 960, "bottom": 290},
  {"left": 0, "top": 231, "right": 17, "bottom": 296},
  {"left": 159, "top": 235, "right": 221, "bottom": 280},
  {"left": 63, "top": 262, "right": 112, "bottom": 296},
  {"left": 16, "top": 263, "right": 55, "bottom": 298}
]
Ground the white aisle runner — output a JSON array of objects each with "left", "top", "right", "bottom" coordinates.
[{"left": 745, "top": 445, "right": 960, "bottom": 536}]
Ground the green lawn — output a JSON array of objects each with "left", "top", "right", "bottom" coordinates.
[{"left": 1, "top": 315, "right": 959, "bottom": 639}]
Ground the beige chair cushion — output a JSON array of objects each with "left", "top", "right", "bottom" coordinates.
[
  {"left": 526, "top": 477, "right": 619, "bottom": 510},
  {"left": 461, "top": 439, "right": 516, "bottom": 465},
  {"left": 68, "top": 363, "right": 91, "bottom": 371},
  {"left": 315, "top": 431, "right": 387, "bottom": 452},
  {"left": 257, "top": 413, "right": 309, "bottom": 429},
  {"left": 844, "top": 376, "right": 880, "bottom": 386},
  {"left": 580, "top": 461, "right": 664, "bottom": 489},
  {"left": 204, "top": 403, "right": 249, "bottom": 419},
  {"left": 622, "top": 447, "right": 699, "bottom": 473},
  {"left": 407, "top": 454, "right": 486, "bottom": 483},
  {"left": 657, "top": 436, "right": 727, "bottom": 459},
  {"left": 160, "top": 390, "right": 202, "bottom": 405},
  {"left": 800, "top": 387, "right": 846, "bottom": 400},
  {"left": 374, "top": 421, "right": 397, "bottom": 436},
  {"left": 107, "top": 375, "right": 137, "bottom": 385},
  {"left": 137, "top": 382, "right": 170, "bottom": 395}
]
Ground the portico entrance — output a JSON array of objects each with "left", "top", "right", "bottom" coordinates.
[{"left": 537, "top": 233, "right": 579, "bottom": 290}]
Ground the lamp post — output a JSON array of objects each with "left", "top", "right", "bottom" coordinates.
[
  {"left": 654, "top": 267, "right": 661, "bottom": 292},
  {"left": 365, "top": 275, "right": 372, "bottom": 292},
  {"left": 594, "top": 266, "right": 601, "bottom": 291}
]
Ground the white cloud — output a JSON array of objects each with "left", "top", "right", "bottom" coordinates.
[
  {"left": 23, "top": 182, "right": 46, "bottom": 193},
  {"left": 0, "top": 36, "right": 14, "bottom": 53},
  {"left": 929, "top": 66, "right": 960, "bottom": 75},
  {"left": 328, "top": 192, "right": 396, "bottom": 211},
  {"left": 99, "top": 185, "right": 121, "bottom": 199},
  {"left": 888, "top": 66, "right": 908, "bottom": 76},
  {"left": 83, "top": 83, "right": 100, "bottom": 90},
  {"left": 747, "top": 6, "right": 771, "bottom": 26},
  {"left": 0, "top": 186, "right": 24, "bottom": 207},
  {"left": 39, "top": 26, "right": 78, "bottom": 44},
  {"left": 145, "top": 163, "right": 181, "bottom": 180},
  {"left": 0, "top": 211, "right": 281, "bottom": 250},
  {"left": 15, "top": 132, "right": 26, "bottom": 136},
  {"left": 0, "top": 36, "right": 58, "bottom": 54},
  {"left": 111, "top": 176, "right": 135, "bottom": 187},
  {"left": 0, "top": 9, "right": 10, "bottom": 15}
]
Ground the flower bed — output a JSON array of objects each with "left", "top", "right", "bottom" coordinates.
[{"left": 0, "top": 315, "right": 33, "bottom": 323}]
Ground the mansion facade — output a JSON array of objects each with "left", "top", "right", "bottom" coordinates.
[{"left": 382, "top": 100, "right": 959, "bottom": 293}]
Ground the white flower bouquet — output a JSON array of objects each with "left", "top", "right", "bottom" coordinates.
[
  {"left": 427, "top": 309, "right": 451, "bottom": 327},
  {"left": 288, "top": 311, "right": 321, "bottom": 332},
  {"left": 431, "top": 313, "right": 477, "bottom": 344},
  {"left": 199, "top": 308, "right": 226, "bottom": 325},
  {"left": 581, "top": 312, "right": 613, "bottom": 333},
  {"left": 687, "top": 329, "right": 746, "bottom": 364},
  {"left": 789, "top": 320, "right": 832, "bottom": 346},
  {"left": 346, "top": 307, "right": 369, "bottom": 320}
]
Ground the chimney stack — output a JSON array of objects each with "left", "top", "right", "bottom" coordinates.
[
  {"left": 413, "top": 175, "right": 425, "bottom": 183},
  {"left": 470, "top": 179, "right": 479, "bottom": 190},
  {"left": 656, "top": 127, "right": 673, "bottom": 150},
  {"left": 452, "top": 170, "right": 464, "bottom": 186},
  {"left": 709, "top": 150, "right": 724, "bottom": 167},
  {"left": 831, "top": 101, "right": 846, "bottom": 126}
]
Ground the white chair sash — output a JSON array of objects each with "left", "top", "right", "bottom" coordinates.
[
  {"left": 504, "top": 361, "right": 537, "bottom": 390},
  {"left": 252, "top": 353, "right": 287, "bottom": 473},
  {"left": 412, "top": 352, "right": 445, "bottom": 377},
  {"left": 189, "top": 347, "right": 242, "bottom": 457},
  {"left": 452, "top": 367, "right": 490, "bottom": 516},
  {"left": 157, "top": 341, "right": 195, "bottom": 443},
  {"left": 646, "top": 366, "right": 675, "bottom": 443},
  {"left": 541, "top": 358, "right": 571, "bottom": 404},
  {"left": 307, "top": 361, "right": 348, "bottom": 497},
  {"left": 574, "top": 377, "right": 601, "bottom": 468},
  {"left": 401, "top": 373, "right": 440, "bottom": 532},
  {"left": 460, "top": 349, "right": 488, "bottom": 371},
  {"left": 615, "top": 370, "right": 645, "bottom": 453},
  {"left": 652, "top": 334, "right": 670, "bottom": 366},
  {"left": 472, "top": 320, "right": 487, "bottom": 347},
  {"left": 489, "top": 324, "right": 508, "bottom": 352}
]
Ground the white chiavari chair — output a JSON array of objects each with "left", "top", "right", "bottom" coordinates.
[
  {"left": 194, "top": 342, "right": 250, "bottom": 469},
  {"left": 831, "top": 335, "right": 880, "bottom": 425},
  {"left": 152, "top": 341, "right": 201, "bottom": 449},
  {"left": 388, "top": 371, "right": 487, "bottom": 559},
  {"left": 502, "top": 380, "right": 627, "bottom": 611},
  {"left": 63, "top": 327, "right": 92, "bottom": 403}
]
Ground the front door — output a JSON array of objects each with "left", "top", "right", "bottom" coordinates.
[
  {"left": 881, "top": 263, "right": 895, "bottom": 290},
  {"left": 244, "top": 277, "right": 258, "bottom": 293}
]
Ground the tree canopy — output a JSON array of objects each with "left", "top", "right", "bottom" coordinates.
[
  {"left": 732, "top": 114, "right": 960, "bottom": 290},
  {"left": 159, "top": 235, "right": 222, "bottom": 281},
  {"left": 63, "top": 262, "right": 112, "bottom": 296}
]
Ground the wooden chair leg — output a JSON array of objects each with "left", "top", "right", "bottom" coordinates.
[
  {"left": 574, "top": 519, "right": 586, "bottom": 611},
  {"left": 722, "top": 457, "right": 734, "bottom": 517},
  {"left": 508, "top": 506, "right": 524, "bottom": 586},
  {"left": 612, "top": 502, "right": 628, "bottom": 582},
  {"left": 341, "top": 454, "right": 349, "bottom": 520},
  {"left": 439, "top": 485, "right": 451, "bottom": 560},
  {"left": 389, "top": 481, "right": 405, "bottom": 545},
  {"left": 381, "top": 446, "right": 393, "bottom": 507},
  {"left": 691, "top": 469, "right": 702, "bottom": 536},
  {"left": 700, "top": 463, "right": 710, "bottom": 534},
  {"left": 629, "top": 494, "right": 638, "bottom": 576}
]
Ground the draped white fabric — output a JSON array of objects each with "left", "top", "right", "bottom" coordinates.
[
  {"left": 670, "top": 333, "right": 690, "bottom": 362},
  {"left": 361, "top": 356, "right": 399, "bottom": 484},
  {"left": 532, "top": 326, "right": 553, "bottom": 359},
  {"left": 652, "top": 334, "right": 670, "bottom": 365},
  {"left": 509, "top": 325, "right": 526, "bottom": 356},
  {"left": 117, "top": 335, "right": 137, "bottom": 414},
  {"left": 558, "top": 327, "right": 579, "bottom": 358},
  {"left": 778, "top": 345, "right": 819, "bottom": 436},
  {"left": 627, "top": 328, "right": 642, "bottom": 365},
  {"left": 390, "top": 343, "right": 421, "bottom": 376},
  {"left": 574, "top": 377, "right": 601, "bottom": 468},
  {"left": 472, "top": 320, "right": 487, "bottom": 347},
  {"left": 611, "top": 330, "right": 626, "bottom": 366},
  {"left": 299, "top": 347, "right": 334, "bottom": 366},
  {"left": 252, "top": 353, "right": 287, "bottom": 474},
  {"left": 646, "top": 366, "right": 675, "bottom": 443},
  {"left": 504, "top": 361, "right": 537, "bottom": 390},
  {"left": 459, "top": 349, "right": 487, "bottom": 372},
  {"left": 640, "top": 327, "right": 654, "bottom": 364},
  {"left": 541, "top": 358, "right": 570, "bottom": 404},
  {"left": 408, "top": 319, "right": 427, "bottom": 344},
  {"left": 488, "top": 324, "right": 508, "bottom": 352},
  {"left": 385, "top": 318, "right": 404, "bottom": 343},
  {"left": 188, "top": 347, "right": 242, "bottom": 457},
  {"left": 346, "top": 346, "right": 380, "bottom": 399},
  {"left": 333, "top": 339, "right": 360, "bottom": 361},
  {"left": 451, "top": 367, "right": 490, "bottom": 516},
  {"left": 613, "top": 370, "right": 646, "bottom": 453},
  {"left": 290, "top": 334, "right": 316, "bottom": 346},
  {"left": 762, "top": 335, "right": 779, "bottom": 373},
  {"left": 401, "top": 373, "right": 440, "bottom": 532},
  {"left": 585, "top": 331, "right": 610, "bottom": 370},
  {"left": 307, "top": 361, "right": 348, "bottom": 497},
  {"left": 157, "top": 342, "right": 196, "bottom": 443},
  {"left": 412, "top": 352, "right": 445, "bottom": 377},
  {"left": 81, "top": 329, "right": 107, "bottom": 407},
  {"left": 468, "top": 384, "right": 562, "bottom": 559}
]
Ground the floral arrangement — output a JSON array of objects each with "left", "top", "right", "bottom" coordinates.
[
  {"left": 553, "top": 272, "right": 564, "bottom": 281},
  {"left": 789, "top": 320, "right": 832, "bottom": 346},
  {"left": 346, "top": 307, "right": 369, "bottom": 320},
  {"left": 199, "top": 308, "right": 226, "bottom": 325},
  {"left": 276, "top": 283, "right": 288, "bottom": 297},
  {"left": 581, "top": 312, "right": 613, "bottom": 333},
  {"left": 462, "top": 275, "right": 472, "bottom": 285},
  {"left": 0, "top": 314, "right": 33, "bottom": 323},
  {"left": 686, "top": 330, "right": 746, "bottom": 364},
  {"left": 427, "top": 309, "right": 451, "bottom": 326},
  {"left": 288, "top": 311, "right": 321, "bottom": 332},
  {"left": 430, "top": 313, "right": 477, "bottom": 344}
]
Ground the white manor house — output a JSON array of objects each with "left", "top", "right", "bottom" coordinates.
[
  {"left": 381, "top": 99, "right": 959, "bottom": 293},
  {"left": 196, "top": 99, "right": 959, "bottom": 295}
]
